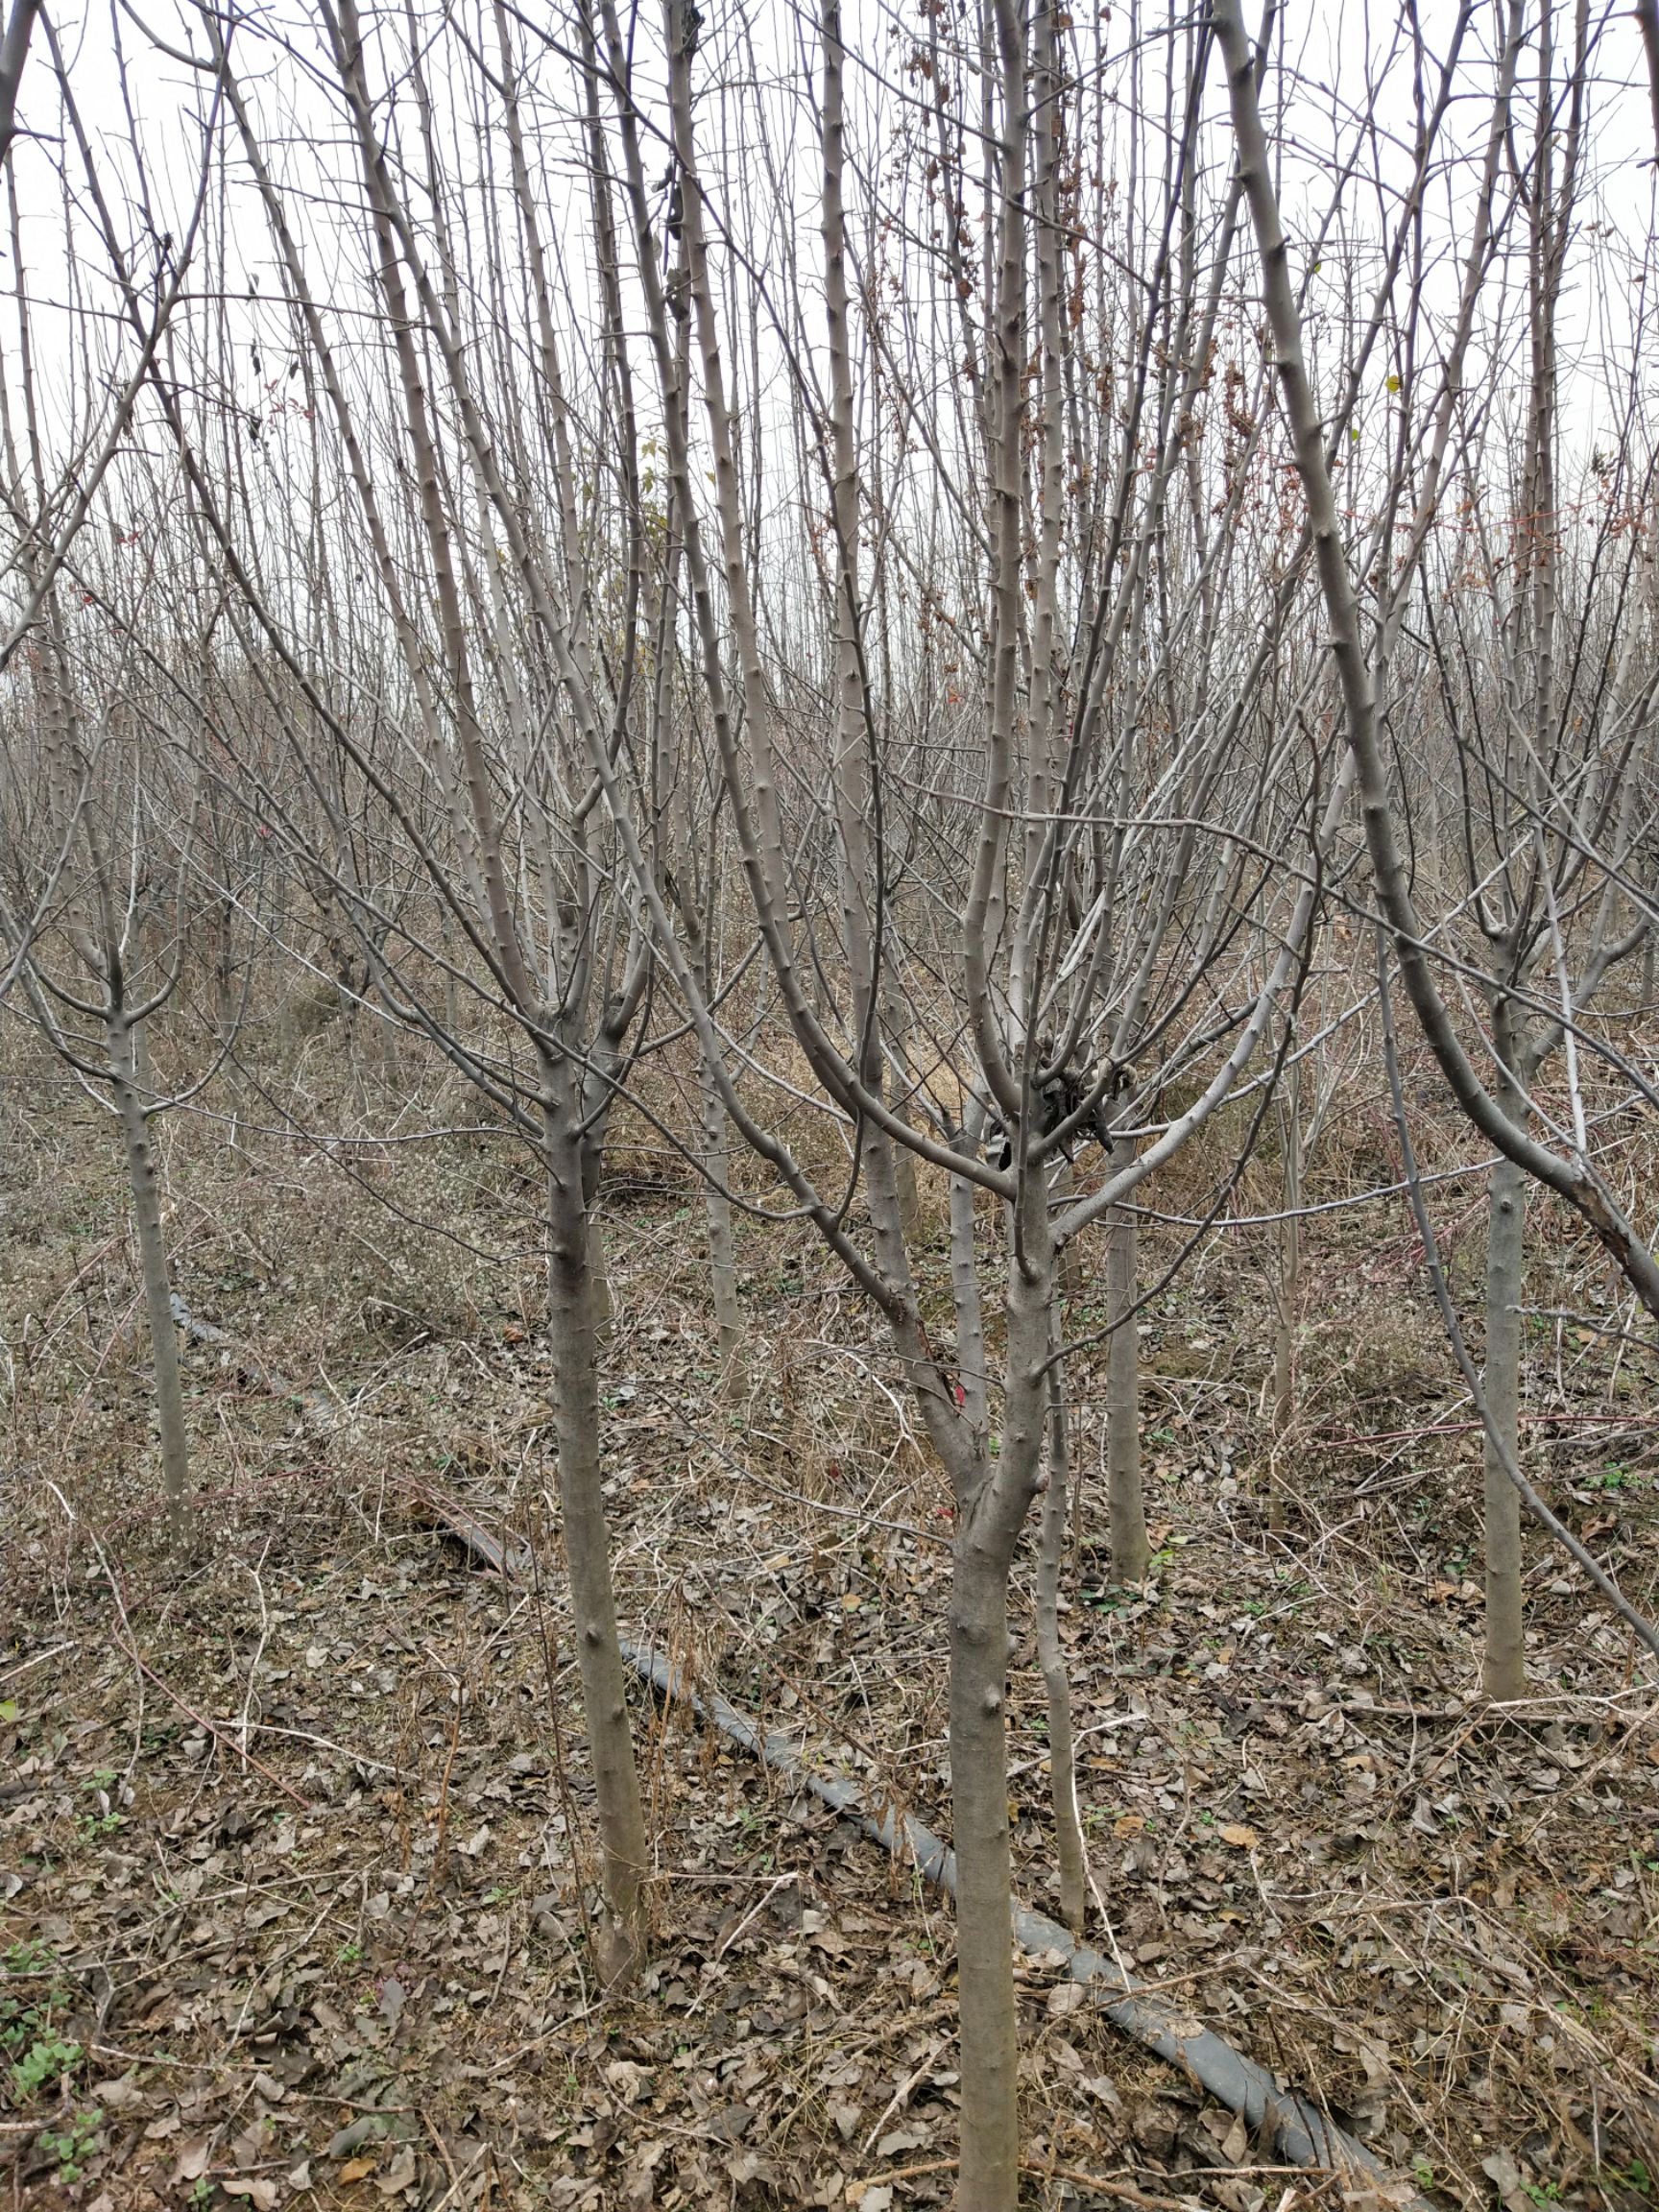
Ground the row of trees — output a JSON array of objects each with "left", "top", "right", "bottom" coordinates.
[{"left": 7, "top": 2, "right": 1659, "bottom": 2202}]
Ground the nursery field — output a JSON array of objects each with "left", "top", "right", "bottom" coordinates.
[{"left": 5, "top": 1041, "right": 1657, "bottom": 2212}]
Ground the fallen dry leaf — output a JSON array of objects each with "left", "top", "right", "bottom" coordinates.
[
  {"left": 174, "top": 2140, "right": 212, "bottom": 2183},
  {"left": 221, "top": 2181, "right": 278, "bottom": 2211},
  {"left": 374, "top": 2147, "right": 419, "bottom": 2196}
]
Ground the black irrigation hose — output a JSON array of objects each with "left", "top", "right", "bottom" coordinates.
[{"left": 620, "top": 1633, "right": 1433, "bottom": 2209}]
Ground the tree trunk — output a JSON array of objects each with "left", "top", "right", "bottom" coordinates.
[
  {"left": 1106, "top": 1131, "right": 1148, "bottom": 1581},
  {"left": 1269, "top": 1071, "right": 1302, "bottom": 1533},
  {"left": 1035, "top": 1356, "right": 1086, "bottom": 1933},
  {"left": 1481, "top": 1038, "right": 1529, "bottom": 1702},
  {"left": 214, "top": 927, "right": 247, "bottom": 1107},
  {"left": 892, "top": 1124, "right": 922, "bottom": 1243},
  {"left": 1268, "top": 1202, "right": 1299, "bottom": 1534},
  {"left": 949, "top": 1526, "right": 1021, "bottom": 2207},
  {"left": 881, "top": 981, "right": 923, "bottom": 1242},
  {"left": 108, "top": 1011, "right": 190, "bottom": 1545},
  {"left": 132, "top": 1012, "right": 156, "bottom": 1103},
  {"left": 587, "top": 1215, "right": 613, "bottom": 1344},
  {"left": 697, "top": 1031, "right": 744, "bottom": 1390},
  {"left": 946, "top": 1187, "right": 1053, "bottom": 2211},
  {"left": 950, "top": 1117, "right": 989, "bottom": 1439},
  {"left": 543, "top": 1099, "right": 650, "bottom": 1968},
  {"left": 1052, "top": 1156, "right": 1084, "bottom": 1300},
  {"left": 439, "top": 902, "right": 461, "bottom": 1041}
]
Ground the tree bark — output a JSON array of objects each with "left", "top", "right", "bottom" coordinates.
[
  {"left": 697, "top": 1032, "right": 744, "bottom": 1389},
  {"left": 680, "top": 910, "right": 744, "bottom": 1389},
  {"left": 587, "top": 1215, "right": 613, "bottom": 1344},
  {"left": 950, "top": 1115, "right": 990, "bottom": 1440},
  {"left": 948, "top": 1532, "right": 1020, "bottom": 2207},
  {"left": 108, "top": 1010, "right": 190, "bottom": 1544},
  {"left": 1481, "top": 1020, "right": 1530, "bottom": 1701},
  {"left": 1035, "top": 1357, "right": 1086, "bottom": 1933},
  {"left": 1268, "top": 1200, "right": 1299, "bottom": 1535},
  {"left": 1106, "top": 1130, "right": 1148, "bottom": 1582},
  {"left": 881, "top": 980, "right": 923, "bottom": 1241},
  {"left": 0, "top": 0, "right": 40, "bottom": 174},
  {"left": 1052, "top": 1156, "right": 1084, "bottom": 1301},
  {"left": 1269, "top": 1066, "right": 1302, "bottom": 1533},
  {"left": 944, "top": 1183, "right": 1054, "bottom": 2211},
  {"left": 543, "top": 1094, "right": 649, "bottom": 1968}
]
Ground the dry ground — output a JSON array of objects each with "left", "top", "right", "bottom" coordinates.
[{"left": 4, "top": 1023, "right": 1657, "bottom": 2212}]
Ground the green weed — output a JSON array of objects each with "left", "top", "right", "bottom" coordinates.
[
  {"left": 37, "top": 2104, "right": 103, "bottom": 2183},
  {"left": 9, "top": 2030, "right": 83, "bottom": 2103}
]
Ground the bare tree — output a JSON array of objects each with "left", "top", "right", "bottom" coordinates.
[
  {"left": 1216, "top": 0, "right": 1659, "bottom": 1692},
  {"left": 1217, "top": 0, "right": 1659, "bottom": 1304},
  {"left": 583, "top": 5, "right": 1356, "bottom": 2197},
  {"left": 145, "top": 0, "right": 669, "bottom": 1970},
  {"left": 0, "top": 33, "right": 232, "bottom": 1541},
  {"left": 1, "top": 607, "right": 251, "bottom": 1544}
]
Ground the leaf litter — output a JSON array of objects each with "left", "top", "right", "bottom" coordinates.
[{"left": 4, "top": 1065, "right": 1658, "bottom": 2209}]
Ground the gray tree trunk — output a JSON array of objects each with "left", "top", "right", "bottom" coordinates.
[
  {"left": 949, "top": 1115, "right": 989, "bottom": 1439},
  {"left": 697, "top": 1040, "right": 744, "bottom": 1390},
  {"left": 880, "top": 981, "right": 923, "bottom": 1242},
  {"left": 107, "top": 1011, "right": 190, "bottom": 1544},
  {"left": 1268, "top": 1205, "right": 1299, "bottom": 1534},
  {"left": 946, "top": 1206, "right": 1053, "bottom": 2211},
  {"left": 948, "top": 1537, "right": 1019, "bottom": 2204},
  {"left": 1035, "top": 1358, "right": 1086, "bottom": 1932},
  {"left": 1269, "top": 1070, "right": 1302, "bottom": 1533},
  {"left": 132, "top": 1013, "right": 156, "bottom": 1103},
  {"left": 587, "top": 1215, "right": 613, "bottom": 1344},
  {"left": 1106, "top": 1130, "right": 1148, "bottom": 1581},
  {"left": 1052, "top": 1156, "right": 1084, "bottom": 1300},
  {"left": 1481, "top": 1020, "right": 1530, "bottom": 1701},
  {"left": 542, "top": 1097, "right": 650, "bottom": 1968}
]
